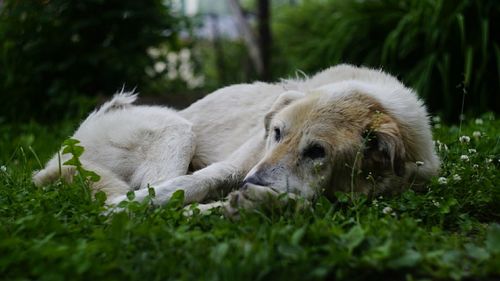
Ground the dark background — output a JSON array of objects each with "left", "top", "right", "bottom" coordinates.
[{"left": 0, "top": 0, "right": 498, "bottom": 122}]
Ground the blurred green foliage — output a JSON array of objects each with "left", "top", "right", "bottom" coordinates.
[
  {"left": 196, "top": 39, "right": 256, "bottom": 90},
  {"left": 273, "top": 0, "right": 500, "bottom": 120},
  {"left": 1, "top": 0, "right": 499, "bottom": 122},
  {"left": 0, "top": 0, "right": 179, "bottom": 121}
]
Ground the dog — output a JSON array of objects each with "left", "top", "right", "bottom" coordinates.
[{"left": 33, "top": 64, "right": 440, "bottom": 214}]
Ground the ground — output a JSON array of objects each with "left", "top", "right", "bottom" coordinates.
[{"left": 0, "top": 113, "right": 499, "bottom": 280}]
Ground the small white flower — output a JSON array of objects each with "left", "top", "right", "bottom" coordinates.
[
  {"left": 435, "top": 140, "right": 449, "bottom": 152},
  {"left": 486, "top": 158, "right": 493, "bottom": 164},
  {"left": 432, "top": 200, "right": 440, "bottom": 207},
  {"left": 473, "top": 131, "right": 481, "bottom": 138},
  {"left": 452, "top": 174, "right": 461, "bottom": 181},
  {"left": 167, "top": 68, "right": 178, "bottom": 80},
  {"left": 167, "top": 52, "right": 178, "bottom": 64},
  {"left": 415, "top": 161, "right": 424, "bottom": 167},
  {"left": 382, "top": 206, "right": 393, "bottom": 214},
  {"left": 154, "top": 61, "right": 166, "bottom": 73},
  {"left": 475, "top": 118, "right": 483, "bottom": 125},
  {"left": 459, "top": 135, "right": 471, "bottom": 144},
  {"left": 179, "top": 48, "right": 191, "bottom": 62},
  {"left": 147, "top": 47, "right": 161, "bottom": 59},
  {"left": 432, "top": 116, "right": 441, "bottom": 123},
  {"left": 438, "top": 177, "right": 448, "bottom": 185},
  {"left": 460, "top": 155, "right": 470, "bottom": 162},
  {"left": 473, "top": 164, "right": 479, "bottom": 169},
  {"left": 468, "top": 149, "right": 477, "bottom": 154},
  {"left": 0, "top": 165, "right": 6, "bottom": 172},
  {"left": 187, "top": 76, "right": 205, "bottom": 89},
  {"left": 179, "top": 65, "right": 193, "bottom": 82}
]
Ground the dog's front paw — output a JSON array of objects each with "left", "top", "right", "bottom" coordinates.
[
  {"left": 221, "top": 184, "right": 280, "bottom": 217},
  {"left": 224, "top": 184, "right": 312, "bottom": 217},
  {"left": 183, "top": 201, "right": 227, "bottom": 216},
  {"left": 107, "top": 194, "right": 128, "bottom": 206},
  {"left": 99, "top": 194, "right": 129, "bottom": 216}
]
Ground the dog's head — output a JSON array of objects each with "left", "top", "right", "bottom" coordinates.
[{"left": 243, "top": 89, "right": 407, "bottom": 200}]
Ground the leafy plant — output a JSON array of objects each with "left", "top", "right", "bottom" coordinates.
[
  {"left": 62, "top": 138, "right": 100, "bottom": 184},
  {"left": 0, "top": 0, "right": 180, "bottom": 121},
  {"left": 273, "top": 0, "right": 500, "bottom": 120}
]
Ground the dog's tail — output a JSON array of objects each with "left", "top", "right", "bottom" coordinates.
[{"left": 88, "top": 90, "right": 138, "bottom": 119}]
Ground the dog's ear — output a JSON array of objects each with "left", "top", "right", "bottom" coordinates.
[
  {"left": 264, "top": 91, "right": 305, "bottom": 133},
  {"left": 362, "top": 115, "right": 406, "bottom": 177}
]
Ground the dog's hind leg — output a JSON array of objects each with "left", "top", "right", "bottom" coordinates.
[
  {"left": 33, "top": 156, "right": 130, "bottom": 202},
  {"left": 129, "top": 123, "right": 196, "bottom": 191}
]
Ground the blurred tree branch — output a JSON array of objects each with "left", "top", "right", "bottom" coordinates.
[{"left": 227, "top": 0, "right": 268, "bottom": 78}]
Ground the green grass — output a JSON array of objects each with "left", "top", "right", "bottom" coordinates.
[{"left": 0, "top": 114, "right": 499, "bottom": 280}]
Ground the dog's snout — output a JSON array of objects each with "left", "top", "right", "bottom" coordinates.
[{"left": 242, "top": 173, "right": 268, "bottom": 187}]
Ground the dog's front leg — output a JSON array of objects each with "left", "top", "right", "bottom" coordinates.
[
  {"left": 108, "top": 161, "right": 242, "bottom": 206},
  {"left": 191, "top": 184, "right": 308, "bottom": 217},
  {"left": 108, "top": 135, "right": 265, "bottom": 208}
]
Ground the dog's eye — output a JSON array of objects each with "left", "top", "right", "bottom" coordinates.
[
  {"left": 274, "top": 127, "right": 282, "bottom": 142},
  {"left": 303, "top": 144, "right": 325, "bottom": 159}
]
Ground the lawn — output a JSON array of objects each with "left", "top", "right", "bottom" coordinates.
[{"left": 0, "top": 114, "right": 499, "bottom": 280}]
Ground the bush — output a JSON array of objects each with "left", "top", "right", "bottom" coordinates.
[
  {"left": 0, "top": 0, "right": 179, "bottom": 121},
  {"left": 273, "top": 0, "right": 500, "bottom": 120},
  {"left": 195, "top": 38, "right": 257, "bottom": 91}
]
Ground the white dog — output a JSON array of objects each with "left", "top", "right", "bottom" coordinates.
[{"left": 33, "top": 64, "right": 440, "bottom": 213}]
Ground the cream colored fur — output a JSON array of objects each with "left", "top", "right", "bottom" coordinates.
[{"left": 33, "top": 64, "right": 440, "bottom": 214}]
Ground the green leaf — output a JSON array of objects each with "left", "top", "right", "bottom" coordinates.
[
  {"left": 389, "top": 249, "right": 422, "bottom": 268},
  {"left": 62, "top": 145, "right": 83, "bottom": 156},
  {"left": 464, "top": 46, "right": 473, "bottom": 87},
  {"left": 94, "top": 191, "right": 107, "bottom": 205},
  {"left": 166, "top": 190, "right": 185, "bottom": 209},
  {"left": 486, "top": 223, "right": 500, "bottom": 254},
  {"left": 63, "top": 157, "right": 81, "bottom": 167},
  {"left": 455, "top": 13, "right": 465, "bottom": 48},
  {"left": 62, "top": 138, "right": 81, "bottom": 146},
  {"left": 291, "top": 226, "right": 306, "bottom": 246},
  {"left": 343, "top": 225, "right": 365, "bottom": 252},
  {"left": 210, "top": 242, "right": 229, "bottom": 263},
  {"left": 148, "top": 187, "right": 156, "bottom": 198},
  {"left": 439, "top": 198, "right": 458, "bottom": 214},
  {"left": 465, "top": 244, "right": 490, "bottom": 261},
  {"left": 126, "top": 191, "right": 135, "bottom": 201},
  {"left": 82, "top": 170, "right": 101, "bottom": 182},
  {"left": 335, "top": 191, "right": 349, "bottom": 203}
]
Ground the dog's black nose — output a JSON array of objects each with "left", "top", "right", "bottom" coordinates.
[{"left": 242, "top": 174, "right": 267, "bottom": 187}]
